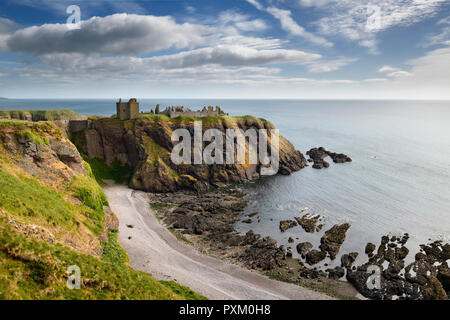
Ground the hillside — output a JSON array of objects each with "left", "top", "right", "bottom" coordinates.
[
  {"left": 0, "top": 119, "right": 204, "bottom": 299},
  {"left": 0, "top": 109, "right": 83, "bottom": 121},
  {"left": 73, "top": 114, "right": 308, "bottom": 192}
]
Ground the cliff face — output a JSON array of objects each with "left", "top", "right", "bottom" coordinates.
[{"left": 74, "top": 115, "right": 307, "bottom": 192}]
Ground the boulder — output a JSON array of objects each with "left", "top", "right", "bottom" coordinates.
[
  {"left": 279, "top": 220, "right": 298, "bottom": 232},
  {"left": 319, "top": 223, "right": 350, "bottom": 260},
  {"left": 305, "top": 249, "right": 326, "bottom": 265},
  {"left": 296, "top": 242, "right": 313, "bottom": 257}
]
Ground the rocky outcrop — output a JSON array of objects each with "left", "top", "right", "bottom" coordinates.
[
  {"left": 74, "top": 117, "right": 308, "bottom": 192},
  {"left": 295, "top": 214, "right": 324, "bottom": 233},
  {"left": 305, "top": 249, "right": 327, "bottom": 265},
  {"left": 296, "top": 242, "right": 313, "bottom": 257},
  {"left": 279, "top": 220, "right": 298, "bottom": 232},
  {"left": 347, "top": 235, "right": 449, "bottom": 300},
  {"left": 319, "top": 223, "right": 350, "bottom": 260},
  {"left": 0, "top": 122, "right": 86, "bottom": 186},
  {"left": 306, "top": 147, "right": 352, "bottom": 169},
  {"left": 147, "top": 189, "right": 287, "bottom": 271}
]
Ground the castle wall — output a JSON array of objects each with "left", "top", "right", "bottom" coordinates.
[{"left": 69, "top": 120, "right": 92, "bottom": 132}]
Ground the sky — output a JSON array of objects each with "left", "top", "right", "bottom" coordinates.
[{"left": 0, "top": 0, "right": 449, "bottom": 99}]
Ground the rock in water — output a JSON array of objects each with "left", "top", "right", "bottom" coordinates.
[
  {"left": 296, "top": 242, "right": 313, "bottom": 257},
  {"left": 279, "top": 220, "right": 298, "bottom": 232},
  {"left": 295, "top": 214, "right": 323, "bottom": 233},
  {"left": 319, "top": 223, "right": 350, "bottom": 260},
  {"left": 306, "top": 249, "right": 327, "bottom": 265}
]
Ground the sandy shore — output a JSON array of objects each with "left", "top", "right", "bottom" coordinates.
[{"left": 104, "top": 184, "right": 332, "bottom": 300}]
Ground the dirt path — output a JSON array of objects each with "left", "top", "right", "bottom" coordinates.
[{"left": 104, "top": 184, "right": 333, "bottom": 300}]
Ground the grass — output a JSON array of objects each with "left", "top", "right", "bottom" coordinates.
[
  {"left": 100, "top": 230, "right": 129, "bottom": 265},
  {"left": 19, "top": 131, "right": 50, "bottom": 145},
  {"left": 0, "top": 109, "right": 82, "bottom": 121},
  {"left": 0, "top": 169, "right": 78, "bottom": 229},
  {"left": 83, "top": 157, "right": 133, "bottom": 185},
  {"left": 0, "top": 215, "right": 205, "bottom": 300},
  {"left": 69, "top": 174, "right": 108, "bottom": 235}
]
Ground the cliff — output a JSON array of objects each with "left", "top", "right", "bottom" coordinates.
[
  {"left": 73, "top": 114, "right": 307, "bottom": 192},
  {"left": 0, "top": 119, "right": 204, "bottom": 299},
  {"left": 0, "top": 109, "right": 83, "bottom": 121}
]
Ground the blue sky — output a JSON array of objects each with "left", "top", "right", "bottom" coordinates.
[{"left": 0, "top": 0, "right": 449, "bottom": 99}]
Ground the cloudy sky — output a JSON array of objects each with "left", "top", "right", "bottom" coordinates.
[{"left": 0, "top": 0, "right": 449, "bottom": 99}]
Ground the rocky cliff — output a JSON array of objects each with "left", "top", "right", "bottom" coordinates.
[{"left": 73, "top": 115, "right": 307, "bottom": 192}]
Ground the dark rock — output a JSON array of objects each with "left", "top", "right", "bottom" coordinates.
[
  {"left": 305, "top": 249, "right": 326, "bottom": 265},
  {"left": 365, "top": 242, "right": 376, "bottom": 255},
  {"left": 279, "top": 220, "right": 298, "bottom": 232},
  {"left": 295, "top": 214, "right": 323, "bottom": 233},
  {"left": 288, "top": 237, "right": 294, "bottom": 243},
  {"left": 327, "top": 266, "right": 345, "bottom": 280},
  {"left": 296, "top": 242, "right": 313, "bottom": 257},
  {"left": 319, "top": 223, "right": 350, "bottom": 260},
  {"left": 341, "top": 252, "right": 358, "bottom": 268},
  {"left": 395, "top": 246, "right": 409, "bottom": 260}
]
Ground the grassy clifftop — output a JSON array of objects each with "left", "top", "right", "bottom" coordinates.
[
  {"left": 0, "top": 109, "right": 82, "bottom": 121},
  {"left": 0, "top": 119, "right": 204, "bottom": 300}
]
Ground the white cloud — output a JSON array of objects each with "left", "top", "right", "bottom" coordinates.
[
  {"left": 245, "top": 0, "right": 332, "bottom": 47},
  {"left": 266, "top": 7, "right": 333, "bottom": 47},
  {"left": 6, "top": 13, "right": 212, "bottom": 56},
  {"left": 0, "top": 17, "right": 21, "bottom": 52},
  {"left": 312, "top": 0, "right": 447, "bottom": 53},
  {"left": 379, "top": 65, "right": 412, "bottom": 77},
  {"left": 245, "top": 0, "right": 264, "bottom": 11},
  {"left": 307, "top": 57, "right": 357, "bottom": 73},
  {"left": 423, "top": 27, "right": 450, "bottom": 47},
  {"left": 218, "top": 10, "right": 268, "bottom": 32}
]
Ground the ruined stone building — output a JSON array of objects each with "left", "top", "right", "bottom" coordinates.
[
  {"left": 156, "top": 105, "right": 226, "bottom": 118},
  {"left": 116, "top": 98, "right": 139, "bottom": 120}
]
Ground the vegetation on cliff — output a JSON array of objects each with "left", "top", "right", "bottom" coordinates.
[
  {"left": 0, "top": 109, "right": 82, "bottom": 121},
  {"left": 0, "top": 119, "right": 205, "bottom": 300}
]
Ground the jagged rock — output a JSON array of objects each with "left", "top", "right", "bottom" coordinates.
[
  {"left": 296, "top": 242, "right": 313, "bottom": 257},
  {"left": 319, "top": 223, "right": 350, "bottom": 260},
  {"left": 328, "top": 152, "right": 352, "bottom": 163},
  {"left": 305, "top": 249, "right": 326, "bottom": 265},
  {"left": 295, "top": 214, "right": 323, "bottom": 233},
  {"left": 395, "top": 246, "right": 409, "bottom": 260},
  {"left": 279, "top": 220, "right": 298, "bottom": 232},
  {"left": 240, "top": 237, "right": 286, "bottom": 270},
  {"left": 365, "top": 242, "right": 376, "bottom": 255},
  {"left": 424, "top": 276, "right": 448, "bottom": 300},
  {"left": 341, "top": 252, "right": 358, "bottom": 268}
]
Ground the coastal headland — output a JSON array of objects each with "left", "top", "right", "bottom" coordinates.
[{"left": 0, "top": 107, "right": 448, "bottom": 300}]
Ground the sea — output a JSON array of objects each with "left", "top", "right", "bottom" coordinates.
[{"left": 1, "top": 98, "right": 449, "bottom": 267}]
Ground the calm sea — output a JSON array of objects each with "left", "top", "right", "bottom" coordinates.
[{"left": 1, "top": 99, "right": 449, "bottom": 266}]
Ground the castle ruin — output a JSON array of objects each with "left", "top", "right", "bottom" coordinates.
[
  {"left": 115, "top": 99, "right": 227, "bottom": 120},
  {"left": 116, "top": 98, "right": 139, "bottom": 120},
  {"left": 156, "top": 105, "right": 226, "bottom": 118}
]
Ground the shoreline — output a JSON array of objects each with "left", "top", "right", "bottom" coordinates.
[{"left": 103, "top": 183, "right": 333, "bottom": 300}]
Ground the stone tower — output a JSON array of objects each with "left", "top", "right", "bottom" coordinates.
[{"left": 116, "top": 98, "right": 139, "bottom": 120}]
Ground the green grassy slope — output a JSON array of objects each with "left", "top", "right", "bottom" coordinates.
[{"left": 0, "top": 119, "right": 205, "bottom": 300}]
